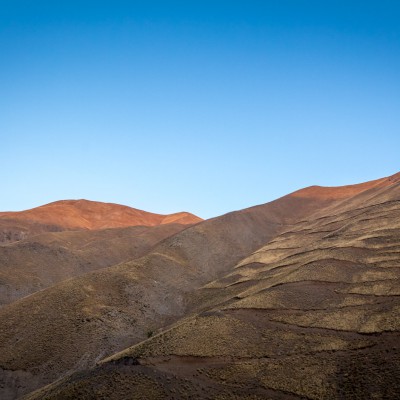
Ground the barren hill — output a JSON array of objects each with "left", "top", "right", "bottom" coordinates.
[
  {"left": 0, "top": 223, "right": 191, "bottom": 306},
  {"left": 0, "top": 199, "right": 202, "bottom": 243},
  {"left": 0, "top": 200, "right": 202, "bottom": 306},
  {"left": 1, "top": 173, "right": 400, "bottom": 399}
]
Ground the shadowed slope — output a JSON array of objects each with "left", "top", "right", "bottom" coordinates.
[
  {"left": 29, "top": 177, "right": 400, "bottom": 400},
  {"left": 0, "top": 199, "right": 202, "bottom": 243},
  {"left": 1, "top": 172, "right": 399, "bottom": 399},
  {"left": 0, "top": 223, "right": 190, "bottom": 306}
]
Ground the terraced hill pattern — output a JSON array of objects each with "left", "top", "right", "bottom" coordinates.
[{"left": 1, "top": 173, "right": 400, "bottom": 399}]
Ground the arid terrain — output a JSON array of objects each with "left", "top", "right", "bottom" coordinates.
[
  {"left": 0, "top": 199, "right": 202, "bottom": 244},
  {"left": 1, "top": 173, "right": 399, "bottom": 399}
]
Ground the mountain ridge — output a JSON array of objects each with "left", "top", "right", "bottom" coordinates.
[
  {"left": 1, "top": 172, "right": 399, "bottom": 399},
  {"left": 0, "top": 199, "right": 202, "bottom": 245},
  {"left": 0, "top": 199, "right": 202, "bottom": 230}
]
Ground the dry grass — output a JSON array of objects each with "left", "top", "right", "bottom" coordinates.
[{"left": 2, "top": 173, "right": 400, "bottom": 399}]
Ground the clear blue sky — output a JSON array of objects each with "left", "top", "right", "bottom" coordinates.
[{"left": 1, "top": 1, "right": 399, "bottom": 218}]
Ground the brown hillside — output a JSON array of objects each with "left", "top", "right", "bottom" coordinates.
[
  {"left": 1, "top": 172, "right": 399, "bottom": 399},
  {"left": 0, "top": 223, "right": 190, "bottom": 306},
  {"left": 0, "top": 199, "right": 202, "bottom": 243},
  {"left": 24, "top": 173, "right": 400, "bottom": 400}
]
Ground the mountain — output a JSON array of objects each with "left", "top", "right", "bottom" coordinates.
[
  {"left": 0, "top": 200, "right": 202, "bottom": 306},
  {"left": 0, "top": 223, "right": 192, "bottom": 306},
  {"left": 1, "top": 172, "right": 400, "bottom": 399},
  {"left": 0, "top": 199, "right": 202, "bottom": 243}
]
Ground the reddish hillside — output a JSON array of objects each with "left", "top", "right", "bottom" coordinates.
[
  {"left": 290, "top": 171, "right": 400, "bottom": 200},
  {"left": 0, "top": 199, "right": 202, "bottom": 231},
  {"left": 1, "top": 172, "right": 399, "bottom": 399}
]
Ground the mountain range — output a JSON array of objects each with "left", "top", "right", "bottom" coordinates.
[{"left": 1, "top": 172, "right": 399, "bottom": 399}]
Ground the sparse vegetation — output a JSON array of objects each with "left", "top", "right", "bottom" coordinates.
[{"left": 2, "top": 173, "right": 400, "bottom": 399}]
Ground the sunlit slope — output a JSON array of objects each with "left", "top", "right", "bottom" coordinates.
[
  {"left": 24, "top": 174, "right": 400, "bottom": 400},
  {"left": 0, "top": 172, "right": 399, "bottom": 399},
  {"left": 0, "top": 199, "right": 202, "bottom": 243}
]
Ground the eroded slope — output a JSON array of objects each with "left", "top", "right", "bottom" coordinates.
[
  {"left": 0, "top": 223, "right": 189, "bottom": 306},
  {"left": 2, "top": 173, "right": 400, "bottom": 399},
  {"left": 25, "top": 175, "right": 400, "bottom": 400}
]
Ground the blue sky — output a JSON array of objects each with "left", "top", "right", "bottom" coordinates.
[{"left": 1, "top": 1, "right": 399, "bottom": 218}]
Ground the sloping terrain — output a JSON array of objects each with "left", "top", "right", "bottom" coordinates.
[
  {"left": 0, "top": 176, "right": 353, "bottom": 399},
  {"left": 24, "top": 173, "right": 400, "bottom": 400},
  {"left": 0, "top": 223, "right": 191, "bottom": 306},
  {"left": 0, "top": 199, "right": 202, "bottom": 244},
  {"left": 1, "top": 173, "right": 399, "bottom": 399}
]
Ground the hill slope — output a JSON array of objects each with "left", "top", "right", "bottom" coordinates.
[
  {"left": 0, "top": 223, "right": 191, "bottom": 306},
  {"left": 25, "top": 173, "right": 400, "bottom": 400},
  {"left": 1, "top": 173, "right": 399, "bottom": 399},
  {"left": 0, "top": 199, "right": 202, "bottom": 243}
]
